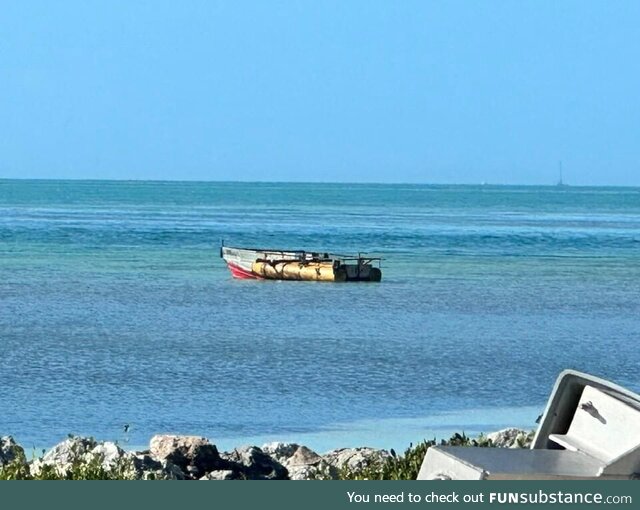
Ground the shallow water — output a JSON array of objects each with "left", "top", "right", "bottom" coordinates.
[{"left": 1, "top": 180, "right": 639, "bottom": 451}]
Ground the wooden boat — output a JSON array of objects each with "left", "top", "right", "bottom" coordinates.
[{"left": 220, "top": 244, "right": 382, "bottom": 282}]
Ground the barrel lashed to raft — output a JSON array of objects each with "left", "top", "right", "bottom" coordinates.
[{"left": 252, "top": 260, "right": 347, "bottom": 281}]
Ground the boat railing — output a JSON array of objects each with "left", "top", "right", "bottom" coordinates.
[
  {"left": 222, "top": 243, "right": 381, "bottom": 266},
  {"left": 333, "top": 254, "right": 382, "bottom": 267}
]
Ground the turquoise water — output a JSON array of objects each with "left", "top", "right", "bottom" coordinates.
[{"left": 1, "top": 180, "right": 639, "bottom": 451}]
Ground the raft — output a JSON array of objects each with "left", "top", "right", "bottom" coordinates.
[{"left": 221, "top": 244, "right": 382, "bottom": 282}]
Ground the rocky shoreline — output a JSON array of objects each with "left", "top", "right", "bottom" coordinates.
[{"left": 1, "top": 429, "right": 533, "bottom": 480}]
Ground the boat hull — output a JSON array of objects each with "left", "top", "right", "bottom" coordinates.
[
  {"left": 220, "top": 246, "right": 381, "bottom": 282},
  {"left": 227, "top": 261, "right": 261, "bottom": 279}
]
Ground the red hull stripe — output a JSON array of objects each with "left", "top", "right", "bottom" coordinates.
[{"left": 227, "top": 262, "right": 261, "bottom": 279}]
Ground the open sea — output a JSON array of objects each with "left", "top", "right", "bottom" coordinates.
[{"left": 1, "top": 179, "right": 639, "bottom": 452}]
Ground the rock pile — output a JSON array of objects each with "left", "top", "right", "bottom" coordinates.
[
  {"left": 1, "top": 436, "right": 27, "bottom": 468},
  {"left": 0, "top": 429, "right": 532, "bottom": 480},
  {"left": 486, "top": 428, "right": 534, "bottom": 448}
]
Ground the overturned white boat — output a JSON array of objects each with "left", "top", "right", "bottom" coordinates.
[{"left": 418, "top": 370, "right": 640, "bottom": 480}]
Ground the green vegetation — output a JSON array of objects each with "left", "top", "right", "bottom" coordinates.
[{"left": 0, "top": 447, "right": 136, "bottom": 480}]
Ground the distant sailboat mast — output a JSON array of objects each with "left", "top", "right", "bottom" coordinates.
[{"left": 557, "top": 160, "right": 565, "bottom": 186}]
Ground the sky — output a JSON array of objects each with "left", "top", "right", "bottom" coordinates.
[{"left": 1, "top": 1, "right": 639, "bottom": 185}]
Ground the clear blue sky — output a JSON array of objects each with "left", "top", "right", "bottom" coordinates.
[{"left": 1, "top": 1, "right": 639, "bottom": 185}]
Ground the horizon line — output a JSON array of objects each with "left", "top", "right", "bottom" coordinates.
[{"left": 2, "top": 176, "right": 639, "bottom": 188}]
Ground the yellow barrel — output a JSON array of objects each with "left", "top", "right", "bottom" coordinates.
[{"left": 252, "top": 260, "right": 345, "bottom": 282}]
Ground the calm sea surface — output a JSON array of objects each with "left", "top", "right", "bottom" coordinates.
[{"left": 1, "top": 180, "right": 639, "bottom": 451}]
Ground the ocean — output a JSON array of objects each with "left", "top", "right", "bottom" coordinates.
[{"left": 1, "top": 179, "right": 639, "bottom": 452}]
